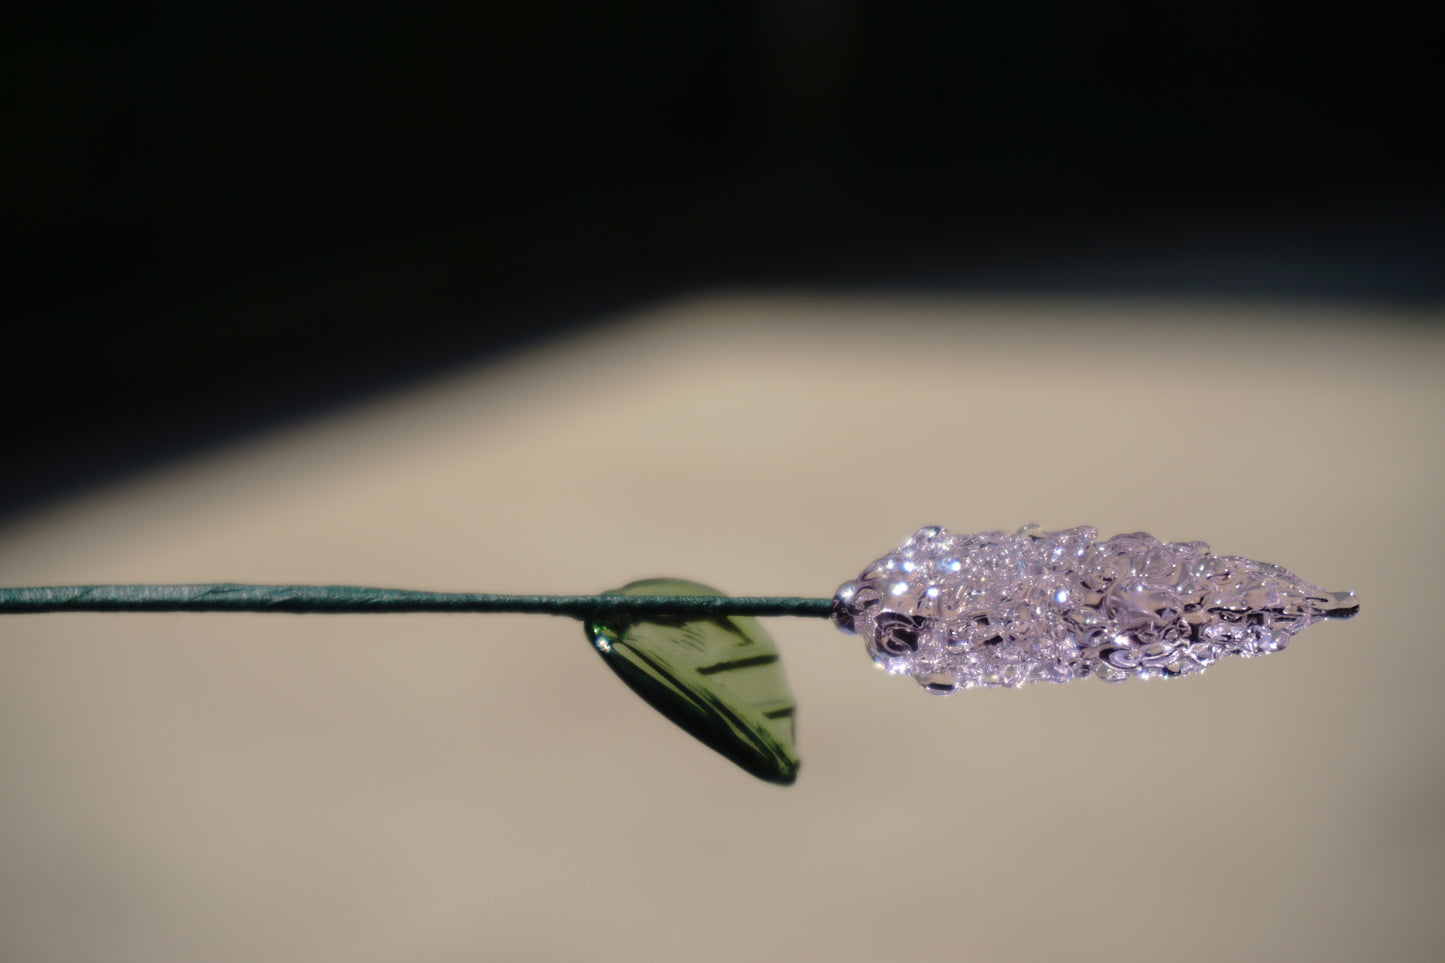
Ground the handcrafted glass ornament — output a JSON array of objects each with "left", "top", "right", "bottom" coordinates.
[
  {"left": 832, "top": 524, "right": 1359, "bottom": 693},
  {"left": 0, "top": 524, "right": 1360, "bottom": 782}
]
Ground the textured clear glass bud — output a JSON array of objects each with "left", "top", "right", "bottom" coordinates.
[{"left": 832, "top": 525, "right": 1357, "bottom": 693}]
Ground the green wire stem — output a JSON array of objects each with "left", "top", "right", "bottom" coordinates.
[{"left": 0, "top": 584, "right": 835, "bottom": 619}]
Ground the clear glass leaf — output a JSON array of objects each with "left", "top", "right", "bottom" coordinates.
[{"left": 585, "top": 578, "right": 800, "bottom": 785}]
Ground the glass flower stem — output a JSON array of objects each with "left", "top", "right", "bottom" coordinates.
[{"left": 0, "top": 584, "right": 835, "bottom": 619}]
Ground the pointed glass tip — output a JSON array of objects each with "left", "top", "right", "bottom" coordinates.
[{"left": 1318, "top": 590, "right": 1359, "bottom": 619}]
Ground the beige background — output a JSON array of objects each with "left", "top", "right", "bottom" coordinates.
[{"left": 2, "top": 293, "right": 1441, "bottom": 962}]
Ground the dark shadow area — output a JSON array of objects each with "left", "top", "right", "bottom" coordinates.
[{"left": 5, "top": 3, "right": 1441, "bottom": 520}]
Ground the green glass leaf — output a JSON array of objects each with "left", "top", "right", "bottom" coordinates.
[{"left": 584, "top": 578, "right": 800, "bottom": 785}]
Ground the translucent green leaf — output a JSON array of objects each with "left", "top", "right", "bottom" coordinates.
[{"left": 585, "top": 578, "right": 800, "bottom": 785}]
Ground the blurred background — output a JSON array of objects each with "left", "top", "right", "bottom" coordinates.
[{"left": 2, "top": 4, "right": 1442, "bottom": 962}]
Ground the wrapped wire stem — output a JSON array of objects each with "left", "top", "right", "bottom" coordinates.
[{"left": 0, "top": 584, "right": 834, "bottom": 619}]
